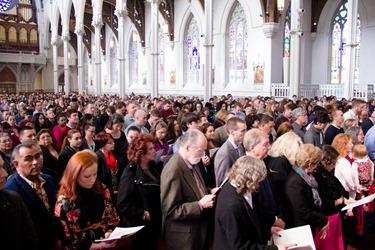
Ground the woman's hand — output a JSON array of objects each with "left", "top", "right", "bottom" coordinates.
[
  {"left": 143, "top": 211, "right": 151, "bottom": 221},
  {"left": 271, "top": 226, "right": 283, "bottom": 237},
  {"left": 101, "top": 239, "right": 117, "bottom": 249},
  {"left": 276, "top": 244, "right": 298, "bottom": 250},
  {"left": 319, "top": 222, "right": 330, "bottom": 239}
]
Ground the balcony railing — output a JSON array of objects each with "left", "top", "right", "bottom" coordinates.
[{"left": 271, "top": 83, "right": 375, "bottom": 101}]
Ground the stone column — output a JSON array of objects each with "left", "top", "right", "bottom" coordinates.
[
  {"left": 289, "top": 0, "right": 303, "bottom": 98},
  {"left": 203, "top": 0, "right": 213, "bottom": 102},
  {"left": 62, "top": 31, "right": 71, "bottom": 94},
  {"left": 147, "top": 0, "right": 161, "bottom": 98},
  {"left": 343, "top": 0, "right": 359, "bottom": 99},
  {"left": 51, "top": 36, "right": 59, "bottom": 94},
  {"left": 92, "top": 19, "right": 104, "bottom": 96},
  {"left": 115, "top": 6, "right": 126, "bottom": 98},
  {"left": 75, "top": 26, "right": 85, "bottom": 95}
]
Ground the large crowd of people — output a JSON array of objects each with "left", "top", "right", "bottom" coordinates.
[{"left": 0, "top": 92, "right": 375, "bottom": 250}]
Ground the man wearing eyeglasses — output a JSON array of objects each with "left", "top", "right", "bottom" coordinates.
[{"left": 5, "top": 142, "right": 58, "bottom": 250}]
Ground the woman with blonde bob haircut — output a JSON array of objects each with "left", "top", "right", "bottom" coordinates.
[
  {"left": 215, "top": 156, "right": 285, "bottom": 250},
  {"left": 55, "top": 150, "right": 119, "bottom": 249},
  {"left": 266, "top": 132, "right": 302, "bottom": 217}
]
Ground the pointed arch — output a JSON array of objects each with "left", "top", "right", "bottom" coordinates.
[
  {"left": 226, "top": 1, "right": 248, "bottom": 86},
  {"left": 183, "top": 14, "right": 201, "bottom": 87},
  {"left": 129, "top": 29, "right": 139, "bottom": 87}
]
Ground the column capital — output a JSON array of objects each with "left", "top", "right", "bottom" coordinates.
[
  {"left": 51, "top": 37, "right": 59, "bottom": 46},
  {"left": 92, "top": 20, "right": 104, "bottom": 29},
  {"left": 262, "top": 22, "right": 280, "bottom": 38},
  {"left": 75, "top": 28, "right": 85, "bottom": 36},
  {"left": 62, "top": 34, "right": 71, "bottom": 42},
  {"left": 115, "top": 8, "right": 128, "bottom": 18}
]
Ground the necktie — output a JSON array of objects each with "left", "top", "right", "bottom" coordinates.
[{"left": 191, "top": 166, "right": 206, "bottom": 198}]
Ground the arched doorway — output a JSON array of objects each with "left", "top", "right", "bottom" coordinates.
[
  {"left": 0, "top": 67, "right": 17, "bottom": 94},
  {"left": 58, "top": 73, "right": 65, "bottom": 93}
]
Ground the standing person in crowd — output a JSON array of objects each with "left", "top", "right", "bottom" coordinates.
[
  {"left": 212, "top": 109, "right": 227, "bottom": 129},
  {"left": 55, "top": 150, "right": 120, "bottom": 249},
  {"left": 361, "top": 111, "right": 375, "bottom": 136},
  {"left": 0, "top": 161, "right": 39, "bottom": 250},
  {"left": 245, "top": 114, "right": 260, "bottom": 130},
  {"left": 214, "top": 112, "right": 236, "bottom": 147},
  {"left": 52, "top": 113, "right": 66, "bottom": 146},
  {"left": 352, "top": 144, "right": 374, "bottom": 190},
  {"left": 117, "top": 133, "right": 163, "bottom": 250},
  {"left": 345, "top": 126, "right": 364, "bottom": 145},
  {"left": 37, "top": 129, "right": 59, "bottom": 182},
  {"left": 312, "top": 145, "right": 352, "bottom": 250},
  {"left": 145, "top": 109, "right": 162, "bottom": 131},
  {"left": 160, "top": 129, "right": 218, "bottom": 250},
  {"left": 5, "top": 142, "right": 58, "bottom": 250},
  {"left": 274, "top": 103, "right": 295, "bottom": 131},
  {"left": 275, "top": 122, "right": 293, "bottom": 139},
  {"left": 125, "top": 109, "right": 149, "bottom": 134},
  {"left": 5, "top": 114, "right": 20, "bottom": 140},
  {"left": 56, "top": 109, "right": 80, "bottom": 151},
  {"left": 84, "top": 102, "right": 101, "bottom": 133},
  {"left": 58, "top": 129, "right": 82, "bottom": 177},
  {"left": 265, "top": 99, "right": 279, "bottom": 120},
  {"left": 160, "top": 100, "right": 175, "bottom": 123},
  {"left": 284, "top": 144, "right": 330, "bottom": 240},
  {"left": 44, "top": 106, "right": 56, "bottom": 131},
  {"left": 215, "top": 156, "right": 284, "bottom": 250},
  {"left": 81, "top": 123, "right": 97, "bottom": 152},
  {"left": 150, "top": 120, "right": 169, "bottom": 162},
  {"left": 0, "top": 132, "right": 14, "bottom": 175},
  {"left": 214, "top": 117, "right": 246, "bottom": 186},
  {"left": 343, "top": 118, "right": 358, "bottom": 132},
  {"left": 18, "top": 125, "right": 37, "bottom": 143},
  {"left": 202, "top": 123, "right": 217, "bottom": 150},
  {"left": 332, "top": 133, "right": 358, "bottom": 203},
  {"left": 117, "top": 126, "right": 141, "bottom": 177},
  {"left": 31, "top": 113, "right": 47, "bottom": 134},
  {"left": 258, "top": 114, "right": 276, "bottom": 144},
  {"left": 325, "top": 109, "right": 344, "bottom": 145},
  {"left": 123, "top": 101, "right": 138, "bottom": 129},
  {"left": 165, "top": 118, "right": 180, "bottom": 144},
  {"left": 17, "top": 109, "right": 33, "bottom": 128},
  {"left": 94, "top": 132, "right": 117, "bottom": 201},
  {"left": 304, "top": 110, "right": 330, "bottom": 149},
  {"left": 104, "top": 113, "right": 127, "bottom": 163},
  {"left": 291, "top": 107, "right": 308, "bottom": 142}
]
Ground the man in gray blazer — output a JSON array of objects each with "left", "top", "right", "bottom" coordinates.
[
  {"left": 160, "top": 129, "right": 218, "bottom": 250},
  {"left": 214, "top": 117, "right": 246, "bottom": 186}
]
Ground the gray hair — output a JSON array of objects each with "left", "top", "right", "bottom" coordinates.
[
  {"left": 292, "top": 107, "right": 307, "bottom": 121},
  {"left": 345, "top": 126, "right": 361, "bottom": 145},
  {"left": 105, "top": 113, "right": 125, "bottom": 129},
  {"left": 12, "top": 141, "right": 40, "bottom": 163},
  {"left": 177, "top": 129, "right": 205, "bottom": 149},
  {"left": 243, "top": 128, "right": 264, "bottom": 150}
]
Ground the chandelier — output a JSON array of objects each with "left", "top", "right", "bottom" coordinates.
[{"left": 0, "top": 0, "right": 18, "bottom": 13}]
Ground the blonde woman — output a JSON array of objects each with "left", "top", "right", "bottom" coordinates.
[
  {"left": 215, "top": 156, "right": 277, "bottom": 249},
  {"left": 265, "top": 131, "right": 303, "bottom": 217}
]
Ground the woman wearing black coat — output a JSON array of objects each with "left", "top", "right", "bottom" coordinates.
[{"left": 117, "top": 133, "right": 163, "bottom": 250}]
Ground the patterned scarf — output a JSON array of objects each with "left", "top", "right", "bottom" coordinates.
[{"left": 293, "top": 165, "right": 322, "bottom": 207}]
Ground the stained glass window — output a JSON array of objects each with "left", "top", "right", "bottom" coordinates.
[
  {"left": 284, "top": 2, "right": 291, "bottom": 57},
  {"left": 110, "top": 37, "right": 118, "bottom": 88},
  {"left": 158, "top": 28, "right": 165, "bottom": 85},
  {"left": 331, "top": 1, "right": 361, "bottom": 84},
  {"left": 185, "top": 16, "right": 200, "bottom": 86},
  {"left": 129, "top": 31, "right": 139, "bottom": 86},
  {"left": 228, "top": 2, "right": 248, "bottom": 85}
]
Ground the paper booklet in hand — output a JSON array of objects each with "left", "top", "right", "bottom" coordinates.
[
  {"left": 272, "top": 225, "right": 316, "bottom": 250},
  {"left": 95, "top": 226, "right": 144, "bottom": 242},
  {"left": 341, "top": 193, "right": 375, "bottom": 211}
]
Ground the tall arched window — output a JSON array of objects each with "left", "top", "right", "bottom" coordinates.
[
  {"left": 284, "top": 3, "right": 291, "bottom": 57},
  {"left": 185, "top": 16, "right": 200, "bottom": 86},
  {"left": 109, "top": 36, "right": 118, "bottom": 88},
  {"left": 331, "top": 1, "right": 361, "bottom": 84},
  {"left": 158, "top": 28, "right": 165, "bottom": 86},
  {"left": 228, "top": 2, "right": 248, "bottom": 86},
  {"left": 129, "top": 31, "right": 139, "bottom": 86}
]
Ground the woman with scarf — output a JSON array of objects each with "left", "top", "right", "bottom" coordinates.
[{"left": 284, "top": 144, "right": 330, "bottom": 242}]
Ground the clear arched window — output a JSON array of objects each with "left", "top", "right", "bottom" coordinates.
[
  {"left": 185, "top": 16, "right": 200, "bottom": 86},
  {"left": 109, "top": 37, "right": 118, "bottom": 88},
  {"left": 331, "top": 2, "right": 361, "bottom": 84},
  {"left": 8, "top": 26, "right": 17, "bottom": 43},
  {"left": 158, "top": 28, "right": 165, "bottom": 86},
  {"left": 284, "top": 2, "right": 291, "bottom": 57},
  {"left": 228, "top": 2, "right": 248, "bottom": 85},
  {"left": 19, "top": 27, "right": 27, "bottom": 44},
  {"left": 129, "top": 31, "right": 139, "bottom": 86}
]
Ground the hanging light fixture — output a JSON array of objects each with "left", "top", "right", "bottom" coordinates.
[
  {"left": 277, "top": 0, "right": 285, "bottom": 11},
  {"left": 0, "top": 0, "right": 18, "bottom": 13}
]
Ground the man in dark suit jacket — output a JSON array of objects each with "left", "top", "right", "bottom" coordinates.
[
  {"left": 5, "top": 142, "right": 58, "bottom": 250},
  {"left": 160, "top": 129, "right": 218, "bottom": 250},
  {"left": 244, "top": 129, "right": 285, "bottom": 244},
  {"left": 214, "top": 117, "right": 246, "bottom": 186}
]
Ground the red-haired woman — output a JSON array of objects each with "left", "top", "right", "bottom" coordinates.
[
  {"left": 54, "top": 150, "right": 120, "bottom": 249},
  {"left": 117, "top": 133, "right": 163, "bottom": 250}
]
